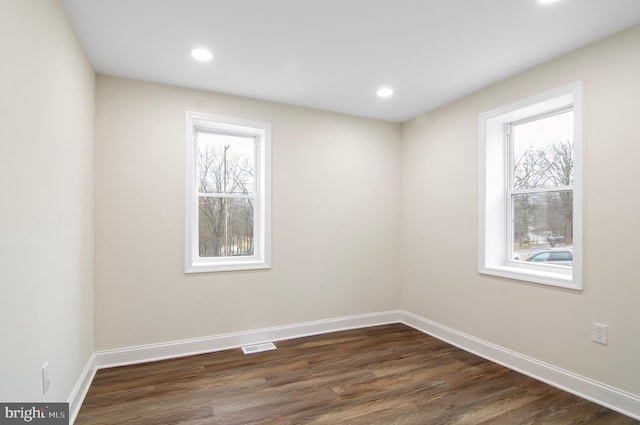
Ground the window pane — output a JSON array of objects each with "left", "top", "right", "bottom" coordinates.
[
  {"left": 512, "top": 190, "right": 573, "bottom": 260},
  {"left": 512, "top": 111, "right": 574, "bottom": 190},
  {"left": 197, "top": 132, "right": 255, "bottom": 194},
  {"left": 198, "top": 197, "right": 255, "bottom": 257}
]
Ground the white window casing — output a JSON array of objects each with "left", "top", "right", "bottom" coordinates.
[
  {"left": 185, "top": 111, "right": 272, "bottom": 273},
  {"left": 478, "top": 82, "right": 583, "bottom": 289}
]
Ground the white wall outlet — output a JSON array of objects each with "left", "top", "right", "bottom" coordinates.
[
  {"left": 592, "top": 323, "right": 608, "bottom": 345},
  {"left": 42, "top": 362, "right": 50, "bottom": 394}
]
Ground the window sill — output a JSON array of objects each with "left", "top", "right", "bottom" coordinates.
[
  {"left": 186, "top": 258, "right": 271, "bottom": 274},
  {"left": 479, "top": 264, "right": 581, "bottom": 290}
]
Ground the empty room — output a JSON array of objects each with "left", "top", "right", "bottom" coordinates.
[{"left": 1, "top": 0, "right": 639, "bottom": 424}]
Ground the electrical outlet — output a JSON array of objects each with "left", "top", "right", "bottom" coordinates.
[
  {"left": 592, "top": 323, "right": 608, "bottom": 345},
  {"left": 42, "top": 362, "right": 50, "bottom": 394}
]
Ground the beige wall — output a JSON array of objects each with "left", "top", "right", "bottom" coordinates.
[
  {"left": 401, "top": 25, "right": 640, "bottom": 394},
  {"left": 0, "top": 0, "right": 95, "bottom": 401},
  {"left": 94, "top": 76, "right": 402, "bottom": 350},
  {"left": 3, "top": 0, "right": 638, "bottom": 406}
]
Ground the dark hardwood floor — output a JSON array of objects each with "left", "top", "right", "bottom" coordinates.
[{"left": 75, "top": 324, "right": 638, "bottom": 424}]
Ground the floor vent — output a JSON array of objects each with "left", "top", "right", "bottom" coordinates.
[{"left": 241, "top": 342, "right": 277, "bottom": 355}]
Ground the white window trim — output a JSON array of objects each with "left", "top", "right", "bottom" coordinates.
[
  {"left": 185, "top": 111, "right": 272, "bottom": 273},
  {"left": 478, "top": 82, "right": 583, "bottom": 290}
]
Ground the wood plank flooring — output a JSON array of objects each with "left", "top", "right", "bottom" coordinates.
[{"left": 75, "top": 324, "right": 638, "bottom": 424}]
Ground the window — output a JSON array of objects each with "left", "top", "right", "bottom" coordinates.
[
  {"left": 478, "top": 82, "right": 582, "bottom": 289},
  {"left": 185, "top": 112, "right": 271, "bottom": 273}
]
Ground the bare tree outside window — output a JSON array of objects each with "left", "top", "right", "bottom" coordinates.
[
  {"left": 511, "top": 110, "right": 574, "bottom": 261},
  {"left": 196, "top": 132, "right": 256, "bottom": 257}
]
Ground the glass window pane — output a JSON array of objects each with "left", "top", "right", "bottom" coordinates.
[
  {"left": 197, "top": 132, "right": 255, "bottom": 194},
  {"left": 512, "top": 111, "right": 574, "bottom": 189},
  {"left": 199, "top": 197, "right": 255, "bottom": 257},
  {"left": 512, "top": 190, "right": 573, "bottom": 262}
]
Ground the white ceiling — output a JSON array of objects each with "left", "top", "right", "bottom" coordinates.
[{"left": 61, "top": 0, "right": 640, "bottom": 122}]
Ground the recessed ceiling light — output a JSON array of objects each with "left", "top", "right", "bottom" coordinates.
[
  {"left": 377, "top": 87, "right": 394, "bottom": 98},
  {"left": 537, "top": 0, "right": 560, "bottom": 4},
  {"left": 191, "top": 48, "right": 213, "bottom": 62}
]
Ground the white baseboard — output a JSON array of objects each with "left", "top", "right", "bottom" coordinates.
[
  {"left": 68, "top": 353, "right": 96, "bottom": 425},
  {"left": 73, "top": 309, "right": 639, "bottom": 422},
  {"left": 95, "top": 310, "right": 403, "bottom": 369},
  {"left": 400, "top": 310, "right": 640, "bottom": 421}
]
